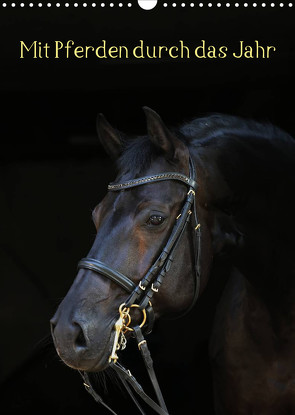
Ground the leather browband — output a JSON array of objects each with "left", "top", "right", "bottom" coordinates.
[
  {"left": 108, "top": 172, "right": 197, "bottom": 192},
  {"left": 78, "top": 258, "right": 136, "bottom": 293}
]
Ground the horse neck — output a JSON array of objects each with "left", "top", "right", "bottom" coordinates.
[{"left": 191, "top": 137, "right": 295, "bottom": 308}]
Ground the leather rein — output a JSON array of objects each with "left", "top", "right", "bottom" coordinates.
[{"left": 77, "top": 156, "right": 201, "bottom": 415}]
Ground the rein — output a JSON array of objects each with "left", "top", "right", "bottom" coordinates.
[{"left": 77, "top": 156, "right": 201, "bottom": 415}]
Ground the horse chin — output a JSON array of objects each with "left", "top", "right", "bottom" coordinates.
[
  {"left": 78, "top": 353, "right": 111, "bottom": 373},
  {"left": 84, "top": 332, "right": 116, "bottom": 373},
  {"left": 63, "top": 354, "right": 111, "bottom": 372}
]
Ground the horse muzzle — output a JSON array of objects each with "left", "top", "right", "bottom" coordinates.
[{"left": 50, "top": 311, "right": 116, "bottom": 372}]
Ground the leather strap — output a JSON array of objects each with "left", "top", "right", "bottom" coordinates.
[
  {"left": 133, "top": 326, "right": 168, "bottom": 413},
  {"left": 108, "top": 172, "right": 196, "bottom": 192},
  {"left": 78, "top": 258, "right": 136, "bottom": 293},
  {"left": 119, "top": 377, "right": 147, "bottom": 414},
  {"left": 112, "top": 363, "right": 169, "bottom": 415},
  {"left": 80, "top": 372, "right": 118, "bottom": 415},
  {"left": 81, "top": 330, "right": 169, "bottom": 415}
]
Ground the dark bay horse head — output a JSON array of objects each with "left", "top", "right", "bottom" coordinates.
[
  {"left": 50, "top": 108, "right": 214, "bottom": 372},
  {"left": 51, "top": 109, "right": 295, "bottom": 414}
]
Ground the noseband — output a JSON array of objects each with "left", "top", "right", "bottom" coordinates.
[{"left": 78, "top": 156, "right": 201, "bottom": 415}]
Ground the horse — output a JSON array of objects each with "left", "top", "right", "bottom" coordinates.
[{"left": 50, "top": 108, "right": 295, "bottom": 414}]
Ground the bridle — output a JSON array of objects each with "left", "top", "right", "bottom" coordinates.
[{"left": 77, "top": 155, "right": 201, "bottom": 415}]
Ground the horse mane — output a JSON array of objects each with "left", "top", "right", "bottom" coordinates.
[
  {"left": 117, "top": 114, "right": 295, "bottom": 179},
  {"left": 179, "top": 113, "right": 293, "bottom": 146}
]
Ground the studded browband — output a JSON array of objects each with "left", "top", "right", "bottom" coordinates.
[{"left": 108, "top": 171, "right": 197, "bottom": 191}]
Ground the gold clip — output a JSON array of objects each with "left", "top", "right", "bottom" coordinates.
[
  {"left": 83, "top": 383, "right": 90, "bottom": 388},
  {"left": 109, "top": 303, "right": 130, "bottom": 363},
  {"left": 109, "top": 303, "right": 148, "bottom": 362},
  {"left": 195, "top": 224, "right": 201, "bottom": 230},
  {"left": 187, "top": 189, "right": 195, "bottom": 196},
  {"left": 109, "top": 314, "right": 125, "bottom": 363},
  {"left": 176, "top": 213, "right": 181, "bottom": 220},
  {"left": 139, "top": 281, "right": 146, "bottom": 291}
]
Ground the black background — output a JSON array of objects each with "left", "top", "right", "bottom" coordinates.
[{"left": 0, "top": 1, "right": 294, "bottom": 414}]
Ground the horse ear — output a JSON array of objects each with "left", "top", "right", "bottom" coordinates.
[
  {"left": 96, "top": 113, "right": 123, "bottom": 160},
  {"left": 143, "top": 107, "right": 186, "bottom": 162}
]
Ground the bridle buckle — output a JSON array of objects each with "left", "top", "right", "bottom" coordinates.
[
  {"left": 151, "top": 283, "right": 159, "bottom": 293},
  {"left": 187, "top": 189, "right": 195, "bottom": 196}
]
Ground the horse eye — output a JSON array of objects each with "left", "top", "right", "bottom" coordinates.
[{"left": 147, "top": 215, "right": 165, "bottom": 226}]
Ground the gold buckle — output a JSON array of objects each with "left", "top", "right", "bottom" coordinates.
[
  {"left": 138, "top": 340, "right": 147, "bottom": 350},
  {"left": 151, "top": 283, "right": 159, "bottom": 293}
]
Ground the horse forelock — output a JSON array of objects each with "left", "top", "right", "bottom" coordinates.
[{"left": 117, "top": 135, "right": 154, "bottom": 178}]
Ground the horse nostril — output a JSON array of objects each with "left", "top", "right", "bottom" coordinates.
[{"left": 73, "top": 322, "right": 87, "bottom": 349}]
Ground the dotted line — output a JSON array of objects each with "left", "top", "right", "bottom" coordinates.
[
  {"left": 0, "top": 1, "right": 293, "bottom": 6},
  {"left": 163, "top": 2, "right": 292, "bottom": 6},
  {"left": 1, "top": 2, "right": 132, "bottom": 6}
]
